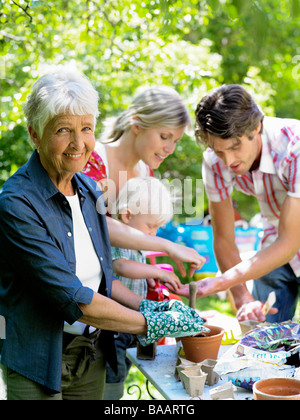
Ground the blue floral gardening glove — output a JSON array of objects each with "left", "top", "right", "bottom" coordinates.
[{"left": 138, "top": 299, "right": 210, "bottom": 346}]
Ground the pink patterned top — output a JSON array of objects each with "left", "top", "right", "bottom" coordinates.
[
  {"left": 83, "top": 146, "right": 154, "bottom": 184},
  {"left": 83, "top": 150, "right": 108, "bottom": 182}
]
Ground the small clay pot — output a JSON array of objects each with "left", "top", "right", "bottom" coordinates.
[
  {"left": 181, "top": 325, "right": 225, "bottom": 363},
  {"left": 253, "top": 378, "right": 300, "bottom": 400}
]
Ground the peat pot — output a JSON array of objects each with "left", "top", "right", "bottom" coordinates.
[
  {"left": 253, "top": 378, "right": 300, "bottom": 400},
  {"left": 181, "top": 325, "right": 224, "bottom": 363},
  {"left": 179, "top": 368, "right": 207, "bottom": 397}
]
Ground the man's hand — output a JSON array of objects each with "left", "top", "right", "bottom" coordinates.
[
  {"left": 176, "top": 277, "right": 279, "bottom": 322},
  {"left": 175, "top": 276, "right": 221, "bottom": 298},
  {"left": 236, "top": 300, "right": 278, "bottom": 322}
]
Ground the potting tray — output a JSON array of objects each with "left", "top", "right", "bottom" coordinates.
[{"left": 127, "top": 344, "right": 253, "bottom": 400}]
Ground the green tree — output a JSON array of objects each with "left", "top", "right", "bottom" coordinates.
[{"left": 1, "top": 0, "right": 299, "bottom": 220}]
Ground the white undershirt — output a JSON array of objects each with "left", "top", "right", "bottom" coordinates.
[{"left": 63, "top": 192, "right": 102, "bottom": 335}]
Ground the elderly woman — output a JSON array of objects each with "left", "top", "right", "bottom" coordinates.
[{"left": 0, "top": 68, "right": 206, "bottom": 400}]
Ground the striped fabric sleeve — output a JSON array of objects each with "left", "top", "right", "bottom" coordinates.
[
  {"left": 111, "top": 246, "right": 131, "bottom": 261},
  {"left": 280, "top": 127, "right": 300, "bottom": 198},
  {"left": 202, "top": 153, "right": 233, "bottom": 202}
]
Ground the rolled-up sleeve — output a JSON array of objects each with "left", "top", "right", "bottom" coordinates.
[
  {"left": 284, "top": 141, "right": 300, "bottom": 198},
  {"left": 62, "top": 286, "right": 94, "bottom": 325}
]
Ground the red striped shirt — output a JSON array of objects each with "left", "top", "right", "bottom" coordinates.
[{"left": 202, "top": 116, "right": 300, "bottom": 276}]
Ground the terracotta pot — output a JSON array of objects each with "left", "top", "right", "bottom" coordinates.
[
  {"left": 253, "top": 378, "right": 300, "bottom": 400},
  {"left": 181, "top": 325, "right": 225, "bottom": 363}
]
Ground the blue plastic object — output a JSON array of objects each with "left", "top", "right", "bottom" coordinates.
[{"left": 157, "top": 221, "right": 262, "bottom": 276}]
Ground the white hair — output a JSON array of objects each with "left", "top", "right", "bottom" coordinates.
[
  {"left": 113, "top": 176, "right": 174, "bottom": 225},
  {"left": 23, "top": 67, "right": 99, "bottom": 138},
  {"left": 100, "top": 86, "right": 191, "bottom": 143}
]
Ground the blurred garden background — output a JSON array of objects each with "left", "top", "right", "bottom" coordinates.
[
  {"left": 1, "top": 0, "right": 300, "bottom": 399},
  {"left": 1, "top": 0, "right": 300, "bottom": 222}
]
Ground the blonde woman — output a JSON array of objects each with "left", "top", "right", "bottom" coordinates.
[
  {"left": 83, "top": 86, "right": 191, "bottom": 211},
  {"left": 82, "top": 86, "right": 205, "bottom": 278}
]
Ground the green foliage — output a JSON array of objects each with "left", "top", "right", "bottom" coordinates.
[{"left": 1, "top": 0, "right": 300, "bottom": 220}]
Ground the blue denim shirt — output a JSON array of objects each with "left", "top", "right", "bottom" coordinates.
[{"left": 0, "top": 151, "right": 115, "bottom": 394}]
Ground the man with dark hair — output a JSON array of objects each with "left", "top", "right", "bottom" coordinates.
[
  {"left": 195, "top": 84, "right": 264, "bottom": 143},
  {"left": 185, "top": 84, "right": 300, "bottom": 322}
]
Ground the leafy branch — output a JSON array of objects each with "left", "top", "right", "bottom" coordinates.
[{"left": 11, "top": 0, "right": 33, "bottom": 23}]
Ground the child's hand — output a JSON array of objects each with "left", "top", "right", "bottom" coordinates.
[
  {"left": 146, "top": 278, "right": 156, "bottom": 289},
  {"left": 155, "top": 269, "right": 183, "bottom": 292},
  {"left": 165, "top": 242, "right": 206, "bottom": 277}
]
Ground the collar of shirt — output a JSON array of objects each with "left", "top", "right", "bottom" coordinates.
[{"left": 26, "top": 150, "right": 89, "bottom": 202}]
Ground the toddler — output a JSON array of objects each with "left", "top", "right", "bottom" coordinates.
[{"left": 104, "top": 176, "right": 182, "bottom": 399}]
